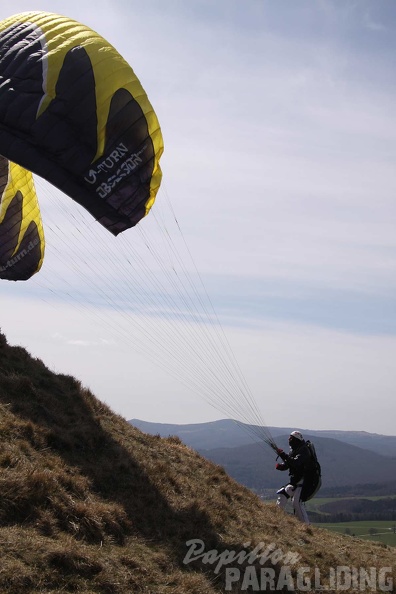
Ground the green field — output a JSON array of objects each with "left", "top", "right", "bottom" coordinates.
[
  {"left": 305, "top": 496, "right": 396, "bottom": 546},
  {"left": 314, "top": 520, "right": 396, "bottom": 547},
  {"left": 307, "top": 494, "right": 396, "bottom": 510},
  {"left": 265, "top": 495, "right": 396, "bottom": 545}
]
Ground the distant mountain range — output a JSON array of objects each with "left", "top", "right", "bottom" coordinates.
[
  {"left": 131, "top": 418, "right": 396, "bottom": 456},
  {"left": 130, "top": 419, "right": 396, "bottom": 495}
]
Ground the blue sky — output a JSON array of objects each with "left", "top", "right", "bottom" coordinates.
[{"left": 0, "top": 0, "right": 395, "bottom": 435}]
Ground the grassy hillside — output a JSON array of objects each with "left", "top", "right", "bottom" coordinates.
[{"left": 0, "top": 331, "right": 394, "bottom": 593}]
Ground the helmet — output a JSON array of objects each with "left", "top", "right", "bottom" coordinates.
[{"left": 289, "top": 430, "right": 304, "bottom": 442}]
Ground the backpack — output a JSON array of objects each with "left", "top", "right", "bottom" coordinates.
[{"left": 301, "top": 440, "right": 322, "bottom": 502}]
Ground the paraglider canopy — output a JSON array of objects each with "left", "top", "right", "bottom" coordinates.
[{"left": 0, "top": 11, "right": 164, "bottom": 280}]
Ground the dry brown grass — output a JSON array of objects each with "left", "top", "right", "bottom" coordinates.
[{"left": 0, "top": 330, "right": 394, "bottom": 592}]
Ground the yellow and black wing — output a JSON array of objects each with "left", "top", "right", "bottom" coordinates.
[
  {"left": 0, "top": 156, "right": 44, "bottom": 280},
  {"left": 0, "top": 11, "right": 163, "bottom": 239}
]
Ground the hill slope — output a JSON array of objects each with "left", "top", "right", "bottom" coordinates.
[{"left": 0, "top": 332, "right": 394, "bottom": 593}]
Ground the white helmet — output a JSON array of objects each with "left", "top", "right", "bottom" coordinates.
[{"left": 290, "top": 430, "right": 304, "bottom": 442}]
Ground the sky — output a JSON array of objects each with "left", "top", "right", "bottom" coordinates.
[{"left": 0, "top": 0, "right": 395, "bottom": 436}]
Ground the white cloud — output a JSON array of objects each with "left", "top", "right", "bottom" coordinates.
[{"left": 1, "top": 295, "right": 395, "bottom": 434}]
